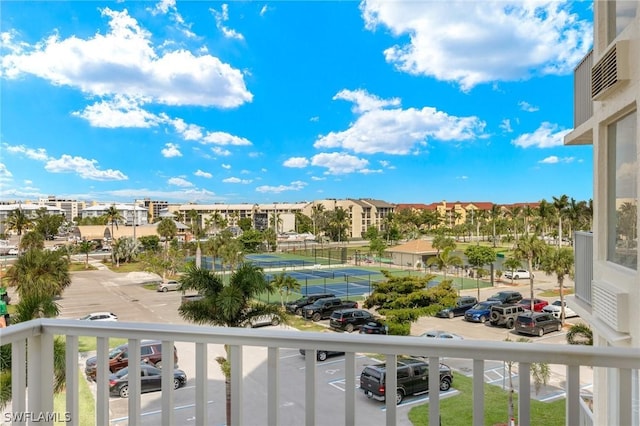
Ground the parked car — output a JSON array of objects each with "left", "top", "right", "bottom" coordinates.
[
  {"left": 108, "top": 364, "right": 187, "bottom": 398},
  {"left": 542, "top": 300, "right": 578, "bottom": 319},
  {"left": 244, "top": 312, "right": 282, "bottom": 328},
  {"left": 285, "top": 293, "right": 336, "bottom": 315},
  {"left": 85, "top": 339, "right": 179, "bottom": 381},
  {"left": 487, "top": 291, "right": 523, "bottom": 304},
  {"left": 360, "top": 357, "right": 453, "bottom": 404},
  {"left": 301, "top": 297, "right": 358, "bottom": 322},
  {"left": 517, "top": 298, "right": 549, "bottom": 312},
  {"left": 503, "top": 269, "right": 533, "bottom": 280},
  {"left": 489, "top": 304, "right": 526, "bottom": 328},
  {"left": 299, "top": 348, "right": 344, "bottom": 362},
  {"left": 435, "top": 296, "right": 478, "bottom": 319},
  {"left": 515, "top": 312, "right": 563, "bottom": 337},
  {"left": 157, "top": 280, "right": 181, "bottom": 292},
  {"left": 464, "top": 301, "right": 501, "bottom": 323},
  {"left": 329, "top": 308, "right": 374, "bottom": 332},
  {"left": 7, "top": 248, "right": 18, "bottom": 256},
  {"left": 359, "top": 320, "right": 388, "bottom": 335},
  {"left": 79, "top": 312, "right": 118, "bottom": 322},
  {"left": 419, "top": 330, "right": 464, "bottom": 340}
]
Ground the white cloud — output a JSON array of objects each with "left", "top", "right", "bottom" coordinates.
[
  {"left": 310, "top": 152, "right": 369, "bottom": 175},
  {"left": 457, "top": 175, "right": 468, "bottom": 180},
  {"left": 222, "top": 164, "right": 232, "bottom": 169},
  {"left": 73, "top": 96, "right": 160, "bottom": 128},
  {"left": 512, "top": 122, "right": 572, "bottom": 148},
  {"left": 4, "top": 144, "right": 49, "bottom": 161},
  {"left": 500, "top": 119, "right": 513, "bottom": 133},
  {"left": 148, "top": 0, "right": 195, "bottom": 38},
  {"left": 539, "top": 156, "right": 575, "bottom": 164},
  {"left": 361, "top": 1, "right": 592, "bottom": 91},
  {"left": 211, "top": 147, "right": 232, "bottom": 156},
  {"left": 311, "top": 176, "right": 326, "bottom": 181},
  {"left": 0, "top": 163, "right": 12, "bottom": 179},
  {"left": 310, "top": 116, "right": 319, "bottom": 122},
  {"left": 194, "top": 169, "right": 212, "bottom": 178},
  {"left": 333, "top": 89, "right": 400, "bottom": 113},
  {"left": 161, "top": 143, "right": 182, "bottom": 158},
  {"left": 108, "top": 187, "right": 218, "bottom": 203},
  {"left": 359, "top": 168, "right": 382, "bottom": 174},
  {"left": 223, "top": 177, "right": 252, "bottom": 184},
  {"left": 210, "top": 4, "right": 244, "bottom": 40},
  {"left": 256, "top": 181, "right": 307, "bottom": 193},
  {"left": 2, "top": 8, "right": 252, "bottom": 107},
  {"left": 240, "top": 169, "right": 250, "bottom": 174},
  {"left": 315, "top": 89, "right": 485, "bottom": 154},
  {"left": 168, "top": 117, "right": 204, "bottom": 140},
  {"left": 260, "top": 5, "right": 269, "bottom": 17},
  {"left": 519, "top": 101, "right": 539, "bottom": 112},
  {"left": 283, "top": 157, "right": 309, "bottom": 168},
  {"left": 45, "top": 155, "right": 127, "bottom": 181},
  {"left": 168, "top": 177, "right": 194, "bottom": 187},
  {"left": 202, "top": 131, "right": 251, "bottom": 146}
]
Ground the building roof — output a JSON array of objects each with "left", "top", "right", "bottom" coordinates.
[
  {"left": 387, "top": 239, "right": 438, "bottom": 254},
  {"left": 395, "top": 203, "right": 431, "bottom": 210}
]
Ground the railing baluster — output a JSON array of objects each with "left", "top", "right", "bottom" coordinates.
[
  {"left": 127, "top": 339, "right": 141, "bottom": 424},
  {"left": 27, "top": 332, "right": 54, "bottom": 425},
  {"left": 11, "top": 339, "right": 27, "bottom": 426},
  {"left": 161, "top": 340, "right": 176, "bottom": 426},
  {"left": 95, "top": 337, "right": 109, "bottom": 426},
  {"left": 305, "top": 350, "right": 316, "bottom": 426},
  {"left": 618, "top": 368, "right": 632, "bottom": 426},
  {"left": 473, "top": 359, "right": 484, "bottom": 426},
  {"left": 345, "top": 352, "right": 356, "bottom": 426},
  {"left": 428, "top": 356, "right": 440, "bottom": 426},
  {"left": 566, "top": 365, "right": 580, "bottom": 426},
  {"left": 194, "top": 342, "right": 207, "bottom": 425},
  {"left": 267, "top": 347, "right": 279, "bottom": 426},
  {"left": 386, "top": 353, "right": 397, "bottom": 426},
  {"left": 65, "top": 335, "right": 79, "bottom": 426},
  {"left": 518, "top": 362, "right": 531, "bottom": 426},
  {"left": 230, "top": 344, "right": 243, "bottom": 425}
]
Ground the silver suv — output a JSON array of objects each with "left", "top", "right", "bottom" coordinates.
[{"left": 489, "top": 304, "right": 526, "bottom": 328}]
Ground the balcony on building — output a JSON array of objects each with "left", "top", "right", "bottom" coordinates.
[
  {"left": 565, "top": 49, "right": 594, "bottom": 146},
  {"left": 2, "top": 318, "right": 639, "bottom": 426}
]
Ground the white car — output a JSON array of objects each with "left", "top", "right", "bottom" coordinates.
[
  {"left": 157, "top": 280, "right": 181, "bottom": 292},
  {"left": 542, "top": 300, "right": 578, "bottom": 319},
  {"left": 79, "top": 312, "right": 118, "bottom": 322},
  {"left": 504, "top": 269, "right": 532, "bottom": 280},
  {"left": 244, "top": 313, "right": 281, "bottom": 328},
  {"left": 7, "top": 248, "right": 19, "bottom": 256},
  {"left": 420, "top": 330, "right": 464, "bottom": 340}
]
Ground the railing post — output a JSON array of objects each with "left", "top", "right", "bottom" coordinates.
[
  {"left": 11, "top": 339, "right": 27, "bottom": 426},
  {"left": 618, "top": 368, "right": 632, "bottom": 426},
  {"left": 566, "top": 365, "right": 580, "bottom": 426},
  {"left": 305, "top": 350, "right": 316, "bottom": 426},
  {"left": 385, "top": 353, "right": 397, "bottom": 426},
  {"left": 65, "top": 335, "right": 79, "bottom": 426},
  {"left": 267, "top": 347, "right": 280, "bottom": 426},
  {"left": 195, "top": 342, "right": 208, "bottom": 425},
  {"left": 95, "top": 337, "right": 109, "bottom": 426},
  {"left": 230, "top": 344, "right": 243, "bottom": 425},
  {"left": 428, "top": 356, "right": 440, "bottom": 426},
  {"left": 161, "top": 340, "right": 176, "bottom": 426},
  {"left": 344, "top": 352, "right": 356, "bottom": 426},
  {"left": 127, "top": 338, "right": 141, "bottom": 424},
  {"left": 27, "top": 332, "right": 54, "bottom": 425},
  {"left": 473, "top": 359, "right": 484, "bottom": 426},
  {"left": 518, "top": 362, "right": 531, "bottom": 426}
]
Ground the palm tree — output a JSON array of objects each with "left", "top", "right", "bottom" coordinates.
[
  {"left": 178, "top": 263, "right": 282, "bottom": 426},
  {"left": 19, "top": 231, "right": 44, "bottom": 251},
  {"left": 6, "top": 249, "right": 71, "bottom": 300},
  {"left": 489, "top": 204, "right": 502, "bottom": 247},
  {"left": 157, "top": 218, "right": 177, "bottom": 279},
  {"left": 273, "top": 272, "right": 301, "bottom": 307},
  {"left": 541, "top": 247, "right": 574, "bottom": 324},
  {"left": 514, "top": 234, "right": 547, "bottom": 311},
  {"left": 329, "top": 207, "right": 350, "bottom": 243},
  {"left": 77, "top": 240, "right": 96, "bottom": 269},
  {"left": 536, "top": 199, "right": 554, "bottom": 238},
  {"left": 3, "top": 207, "right": 31, "bottom": 237},
  {"left": 311, "top": 203, "right": 325, "bottom": 237},
  {"left": 104, "top": 204, "right": 124, "bottom": 242},
  {"left": 507, "top": 205, "right": 522, "bottom": 245},
  {"left": 502, "top": 256, "right": 522, "bottom": 285},
  {"left": 552, "top": 195, "right": 570, "bottom": 246},
  {"left": 522, "top": 204, "right": 535, "bottom": 235},
  {"left": 426, "top": 247, "right": 463, "bottom": 280}
]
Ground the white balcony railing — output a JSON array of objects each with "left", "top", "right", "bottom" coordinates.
[{"left": 1, "top": 319, "right": 639, "bottom": 426}]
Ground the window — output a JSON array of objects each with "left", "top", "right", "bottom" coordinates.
[
  {"left": 607, "top": 111, "right": 637, "bottom": 270},
  {"left": 608, "top": 1, "right": 638, "bottom": 43}
]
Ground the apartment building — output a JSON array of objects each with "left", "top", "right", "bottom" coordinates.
[
  {"left": 564, "top": 2, "right": 639, "bottom": 425},
  {"left": 37, "top": 196, "right": 86, "bottom": 222}
]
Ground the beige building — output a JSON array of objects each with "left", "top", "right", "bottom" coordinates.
[{"left": 564, "top": 2, "right": 639, "bottom": 425}]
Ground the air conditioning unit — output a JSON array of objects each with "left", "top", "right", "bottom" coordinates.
[
  {"left": 591, "top": 40, "right": 630, "bottom": 100},
  {"left": 592, "top": 280, "right": 629, "bottom": 333}
]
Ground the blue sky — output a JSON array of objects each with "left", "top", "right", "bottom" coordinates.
[{"left": 0, "top": 1, "right": 594, "bottom": 205}]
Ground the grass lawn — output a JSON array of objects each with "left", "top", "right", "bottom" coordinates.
[
  {"left": 78, "top": 336, "right": 128, "bottom": 352},
  {"left": 54, "top": 370, "right": 95, "bottom": 426},
  {"left": 408, "top": 373, "right": 565, "bottom": 426},
  {"left": 539, "top": 288, "right": 574, "bottom": 298},
  {"left": 69, "top": 262, "right": 96, "bottom": 272}
]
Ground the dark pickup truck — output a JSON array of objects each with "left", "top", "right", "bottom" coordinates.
[
  {"left": 301, "top": 297, "right": 358, "bottom": 321},
  {"left": 360, "top": 357, "right": 453, "bottom": 404}
]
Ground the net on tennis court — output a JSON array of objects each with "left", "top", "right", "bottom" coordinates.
[{"left": 296, "top": 269, "right": 334, "bottom": 279}]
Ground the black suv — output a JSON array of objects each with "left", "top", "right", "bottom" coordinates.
[
  {"left": 329, "top": 309, "right": 374, "bottom": 332},
  {"left": 360, "top": 357, "right": 453, "bottom": 404},
  {"left": 489, "top": 304, "right": 526, "bottom": 328},
  {"left": 487, "top": 291, "right": 523, "bottom": 304},
  {"left": 285, "top": 293, "right": 335, "bottom": 315},
  {"left": 436, "top": 295, "right": 478, "bottom": 318},
  {"left": 515, "top": 312, "right": 562, "bottom": 337}
]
